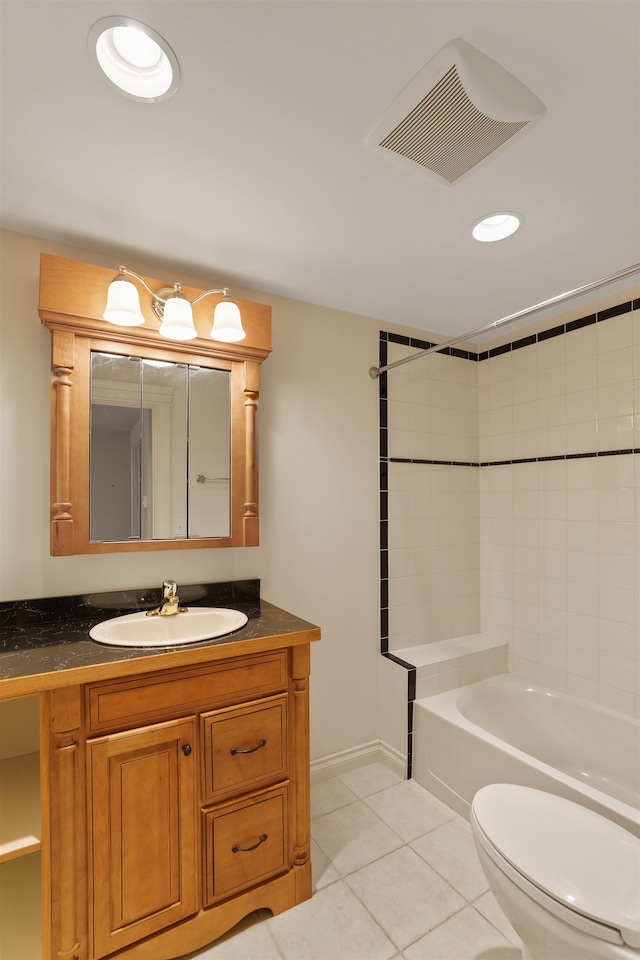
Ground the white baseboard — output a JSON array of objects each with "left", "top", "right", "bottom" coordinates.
[{"left": 310, "top": 739, "right": 407, "bottom": 783}]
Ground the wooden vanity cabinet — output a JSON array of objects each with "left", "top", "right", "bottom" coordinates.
[{"left": 40, "top": 642, "right": 312, "bottom": 960}]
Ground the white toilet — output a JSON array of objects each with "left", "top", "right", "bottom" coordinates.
[{"left": 470, "top": 783, "right": 640, "bottom": 960}]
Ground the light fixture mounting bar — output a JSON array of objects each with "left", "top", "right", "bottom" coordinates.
[
  {"left": 191, "top": 286, "right": 231, "bottom": 305},
  {"left": 115, "top": 266, "right": 229, "bottom": 309}
]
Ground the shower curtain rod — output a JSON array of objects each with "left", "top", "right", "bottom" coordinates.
[{"left": 368, "top": 263, "right": 640, "bottom": 379}]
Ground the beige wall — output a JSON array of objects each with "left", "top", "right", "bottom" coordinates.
[
  {"left": 0, "top": 229, "right": 386, "bottom": 762},
  {"left": 3, "top": 227, "right": 636, "bottom": 773}
]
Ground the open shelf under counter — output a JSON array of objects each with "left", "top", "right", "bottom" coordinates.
[
  {"left": 0, "top": 752, "right": 41, "bottom": 862},
  {"left": 0, "top": 851, "right": 42, "bottom": 959}
]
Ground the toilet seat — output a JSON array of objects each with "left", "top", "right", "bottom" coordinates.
[{"left": 471, "top": 784, "right": 640, "bottom": 949}]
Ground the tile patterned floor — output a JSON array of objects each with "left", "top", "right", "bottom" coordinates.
[{"left": 184, "top": 763, "right": 523, "bottom": 960}]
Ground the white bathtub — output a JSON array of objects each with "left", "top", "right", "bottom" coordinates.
[{"left": 413, "top": 673, "right": 640, "bottom": 836}]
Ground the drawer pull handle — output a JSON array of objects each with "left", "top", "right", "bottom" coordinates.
[
  {"left": 230, "top": 738, "right": 266, "bottom": 756},
  {"left": 182, "top": 743, "right": 192, "bottom": 756},
  {"left": 232, "top": 833, "right": 267, "bottom": 853}
]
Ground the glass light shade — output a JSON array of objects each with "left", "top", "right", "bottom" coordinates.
[
  {"left": 211, "top": 297, "right": 245, "bottom": 342},
  {"left": 159, "top": 294, "right": 197, "bottom": 340},
  {"left": 472, "top": 212, "right": 522, "bottom": 242},
  {"left": 103, "top": 276, "right": 145, "bottom": 326}
]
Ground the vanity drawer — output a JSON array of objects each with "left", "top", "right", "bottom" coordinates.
[
  {"left": 202, "top": 695, "right": 287, "bottom": 802},
  {"left": 87, "top": 652, "right": 288, "bottom": 734},
  {"left": 203, "top": 784, "right": 288, "bottom": 906}
]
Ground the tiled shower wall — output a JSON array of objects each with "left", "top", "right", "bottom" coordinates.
[
  {"left": 385, "top": 348, "right": 480, "bottom": 647},
  {"left": 382, "top": 299, "right": 640, "bottom": 718}
]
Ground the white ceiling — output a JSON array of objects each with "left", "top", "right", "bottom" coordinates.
[{"left": 1, "top": 1, "right": 639, "bottom": 340}]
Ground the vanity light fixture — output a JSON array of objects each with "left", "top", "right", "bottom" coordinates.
[
  {"left": 89, "top": 17, "right": 179, "bottom": 102},
  {"left": 472, "top": 212, "right": 522, "bottom": 242},
  {"left": 103, "top": 266, "right": 246, "bottom": 342}
]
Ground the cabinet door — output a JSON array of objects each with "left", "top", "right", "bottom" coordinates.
[{"left": 88, "top": 718, "right": 197, "bottom": 958}]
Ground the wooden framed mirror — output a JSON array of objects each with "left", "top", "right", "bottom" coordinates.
[{"left": 39, "top": 254, "right": 271, "bottom": 556}]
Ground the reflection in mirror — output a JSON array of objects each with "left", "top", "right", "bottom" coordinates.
[
  {"left": 188, "top": 364, "right": 231, "bottom": 538},
  {"left": 90, "top": 352, "right": 230, "bottom": 542}
]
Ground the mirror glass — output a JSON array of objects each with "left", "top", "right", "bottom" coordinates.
[{"left": 89, "top": 352, "right": 231, "bottom": 541}]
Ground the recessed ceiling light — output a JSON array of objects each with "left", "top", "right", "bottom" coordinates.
[
  {"left": 89, "top": 17, "right": 179, "bottom": 102},
  {"left": 472, "top": 212, "right": 523, "bottom": 242}
]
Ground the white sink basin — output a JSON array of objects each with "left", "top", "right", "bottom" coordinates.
[{"left": 89, "top": 607, "right": 249, "bottom": 648}]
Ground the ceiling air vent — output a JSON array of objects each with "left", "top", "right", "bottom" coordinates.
[{"left": 368, "top": 38, "right": 546, "bottom": 184}]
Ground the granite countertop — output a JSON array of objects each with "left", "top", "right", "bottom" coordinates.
[{"left": 0, "top": 580, "right": 320, "bottom": 697}]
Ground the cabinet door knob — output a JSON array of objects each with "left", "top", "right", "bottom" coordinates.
[
  {"left": 230, "top": 738, "right": 266, "bottom": 756},
  {"left": 182, "top": 743, "right": 192, "bottom": 756},
  {"left": 232, "top": 834, "right": 268, "bottom": 853}
]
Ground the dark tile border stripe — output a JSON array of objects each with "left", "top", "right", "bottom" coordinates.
[
  {"left": 391, "top": 449, "right": 640, "bottom": 468},
  {"left": 378, "top": 298, "right": 638, "bottom": 779}
]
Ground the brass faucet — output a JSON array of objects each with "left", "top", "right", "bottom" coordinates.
[{"left": 146, "top": 580, "right": 187, "bottom": 617}]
